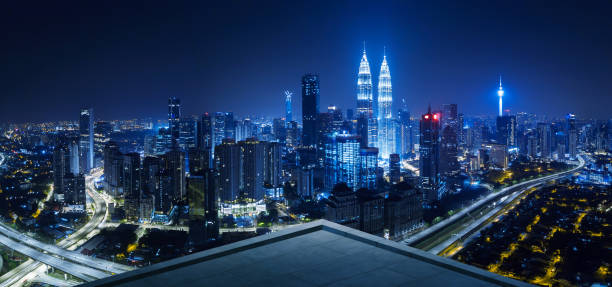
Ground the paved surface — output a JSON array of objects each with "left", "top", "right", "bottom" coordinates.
[
  {"left": 83, "top": 220, "right": 531, "bottom": 287},
  {"left": 0, "top": 233, "right": 108, "bottom": 280},
  {"left": 29, "top": 274, "right": 80, "bottom": 287},
  {"left": 0, "top": 169, "right": 132, "bottom": 286},
  {"left": 405, "top": 155, "right": 585, "bottom": 247},
  {"left": 428, "top": 155, "right": 585, "bottom": 255}
]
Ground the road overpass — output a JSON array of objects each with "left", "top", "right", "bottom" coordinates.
[
  {"left": 0, "top": 233, "right": 109, "bottom": 281},
  {"left": 0, "top": 169, "right": 132, "bottom": 286}
]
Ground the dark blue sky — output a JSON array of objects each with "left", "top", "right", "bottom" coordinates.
[{"left": 1, "top": 0, "right": 611, "bottom": 123}]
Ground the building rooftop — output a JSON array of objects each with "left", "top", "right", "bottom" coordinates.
[{"left": 83, "top": 220, "right": 531, "bottom": 287}]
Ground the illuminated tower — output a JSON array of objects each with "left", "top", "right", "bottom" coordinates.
[
  {"left": 377, "top": 50, "right": 394, "bottom": 158},
  {"left": 497, "top": 75, "right": 504, "bottom": 117},
  {"left": 285, "top": 90, "right": 292, "bottom": 122},
  {"left": 356, "top": 44, "right": 376, "bottom": 147}
]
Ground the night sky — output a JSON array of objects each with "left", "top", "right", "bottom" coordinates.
[{"left": 1, "top": 0, "right": 611, "bottom": 123}]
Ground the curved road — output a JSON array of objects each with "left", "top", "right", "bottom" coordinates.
[
  {"left": 0, "top": 231, "right": 108, "bottom": 280},
  {"left": 0, "top": 169, "right": 132, "bottom": 286},
  {"left": 405, "top": 155, "right": 585, "bottom": 249}
]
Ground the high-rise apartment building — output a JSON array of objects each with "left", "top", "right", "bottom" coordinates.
[
  {"left": 214, "top": 139, "right": 241, "bottom": 202},
  {"left": 238, "top": 138, "right": 265, "bottom": 200}
]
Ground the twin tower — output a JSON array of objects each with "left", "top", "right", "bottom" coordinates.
[{"left": 356, "top": 46, "right": 394, "bottom": 159}]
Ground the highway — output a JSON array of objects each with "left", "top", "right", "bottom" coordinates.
[
  {"left": 406, "top": 155, "right": 585, "bottom": 253},
  {"left": 0, "top": 169, "right": 133, "bottom": 286},
  {"left": 0, "top": 229, "right": 109, "bottom": 281}
]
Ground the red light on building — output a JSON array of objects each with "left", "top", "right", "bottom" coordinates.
[
  {"left": 433, "top": 114, "right": 439, "bottom": 120},
  {"left": 424, "top": 115, "right": 429, "bottom": 119}
]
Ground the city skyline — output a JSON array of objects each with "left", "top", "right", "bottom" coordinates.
[
  {"left": 0, "top": 2, "right": 610, "bottom": 286},
  {"left": 2, "top": 1, "right": 612, "bottom": 123}
]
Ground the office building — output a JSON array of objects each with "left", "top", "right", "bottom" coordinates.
[
  {"left": 358, "top": 147, "right": 378, "bottom": 190},
  {"left": 384, "top": 183, "right": 423, "bottom": 240},
  {"left": 285, "top": 90, "right": 292, "bottom": 122},
  {"left": 179, "top": 117, "right": 197, "bottom": 150},
  {"left": 496, "top": 115, "right": 516, "bottom": 147},
  {"left": 162, "top": 149, "right": 186, "bottom": 201},
  {"left": 213, "top": 112, "right": 235, "bottom": 148},
  {"left": 566, "top": 114, "right": 577, "bottom": 158},
  {"left": 187, "top": 170, "right": 219, "bottom": 246},
  {"left": 324, "top": 134, "right": 360, "bottom": 190},
  {"left": 79, "top": 108, "right": 94, "bottom": 173},
  {"left": 301, "top": 74, "right": 320, "bottom": 147},
  {"left": 296, "top": 167, "right": 314, "bottom": 199},
  {"left": 537, "top": 123, "right": 552, "bottom": 158},
  {"left": 419, "top": 108, "right": 440, "bottom": 204},
  {"left": 168, "top": 97, "right": 181, "bottom": 144},
  {"left": 103, "top": 141, "right": 123, "bottom": 196},
  {"left": 264, "top": 142, "right": 282, "bottom": 187},
  {"left": 238, "top": 138, "right": 265, "bottom": 200}
]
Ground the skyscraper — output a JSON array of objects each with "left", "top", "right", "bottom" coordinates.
[
  {"left": 356, "top": 46, "right": 376, "bottom": 147},
  {"left": 214, "top": 139, "right": 241, "bottom": 202},
  {"left": 497, "top": 76, "right": 504, "bottom": 117},
  {"left": 53, "top": 144, "right": 69, "bottom": 197},
  {"left": 122, "top": 152, "right": 142, "bottom": 199},
  {"left": 537, "top": 123, "right": 552, "bottom": 158},
  {"left": 198, "top": 113, "right": 213, "bottom": 151},
  {"left": 301, "top": 74, "right": 319, "bottom": 147},
  {"left": 285, "top": 90, "right": 292, "bottom": 122},
  {"left": 238, "top": 138, "right": 265, "bottom": 200},
  {"left": 358, "top": 147, "right": 379, "bottom": 190},
  {"left": 377, "top": 52, "right": 394, "bottom": 159},
  {"left": 324, "top": 134, "right": 361, "bottom": 190},
  {"left": 163, "top": 149, "right": 186, "bottom": 201},
  {"left": 187, "top": 170, "right": 219, "bottom": 246},
  {"left": 179, "top": 117, "right": 197, "bottom": 150},
  {"left": 419, "top": 107, "right": 440, "bottom": 204},
  {"left": 168, "top": 97, "right": 181, "bottom": 143},
  {"left": 397, "top": 106, "right": 412, "bottom": 159},
  {"left": 79, "top": 108, "right": 94, "bottom": 173},
  {"left": 213, "top": 112, "right": 235, "bottom": 148},
  {"left": 103, "top": 141, "right": 123, "bottom": 196},
  {"left": 566, "top": 113, "right": 577, "bottom": 159},
  {"left": 264, "top": 142, "right": 282, "bottom": 188},
  {"left": 496, "top": 115, "right": 517, "bottom": 147},
  {"left": 440, "top": 104, "right": 459, "bottom": 175},
  {"left": 197, "top": 113, "right": 213, "bottom": 168}
]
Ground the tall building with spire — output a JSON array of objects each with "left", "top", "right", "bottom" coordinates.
[
  {"left": 377, "top": 51, "right": 394, "bottom": 159},
  {"left": 497, "top": 76, "right": 504, "bottom": 117},
  {"left": 356, "top": 45, "right": 376, "bottom": 147}
]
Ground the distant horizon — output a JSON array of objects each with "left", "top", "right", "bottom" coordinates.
[{"left": 2, "top": 1, "right": 612, "bottom": 122}]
